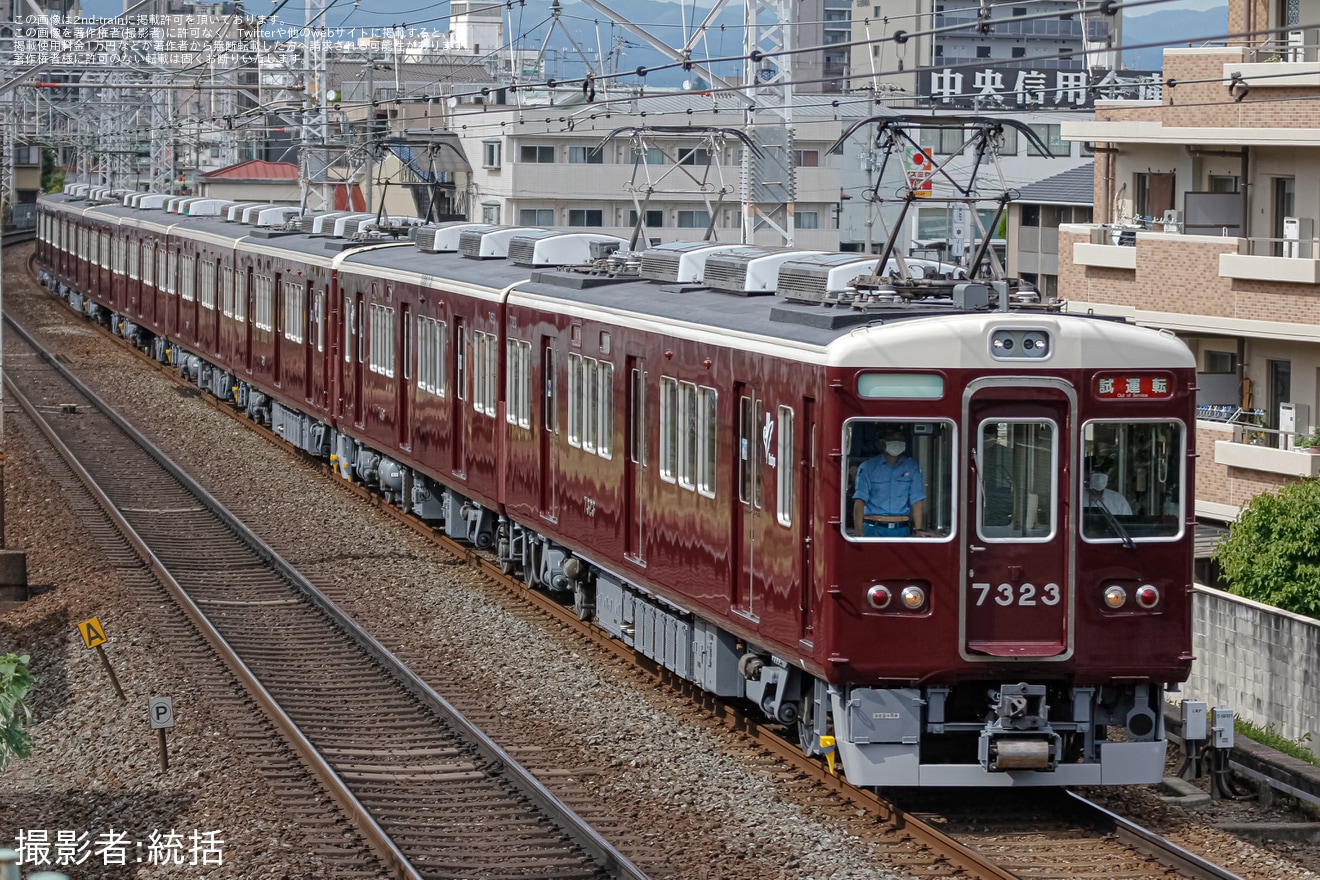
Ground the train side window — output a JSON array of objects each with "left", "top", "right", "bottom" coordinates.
[
  {"left": 100, "top": 232, "right": 110, "bottom": 269},
  {"left": 288, "top": 284, "right": 309, "bottom": 345},
  {"left": 142, "top": 243, "right": 155, "bottom": 287},
  {"left": 167, "top": 250, "right": 178, "bottom": 295},
  {"left": 317, "top": 291, "right": 327, "bottom": 354},
  {"left": 844, "top": 419, "right": 954, "bottom": 541},
  {"left": 127, "top": 241, "right": 138, "bottom": 281},
  {"left": 343, "top": 293, "right": 353, "bottom": 362},
  {"left": 202, "top": 260, "right": 219, "bottom": 310},
  {"left": 697, "top": 386, "right": 717, "bottom": 498},
  {"left": 739, "top": 395, "right": 763, "bottom": 507},
  {"left": 1081, "top": 420, "right": 1184, "bottom": 542},
  {"left": 418, "top": 317, "right": 445, "bottom": 396},
  {"left": 455, "top": 324, "right": 467, "bottom": 401},
  {"left": 678, "top": 381, "right": 697, "bottom": 490},
  {"left": 777, "top": 406, "right": 794, "bottom": 526},
  {"left": 583, "top": 358, "right": 599, "bottom": 453},
  {"left": 542, "top": 342, "right": 554, "bottom": 431},
  {"left": 628, "top": 367, "right": 645, "bottom": 465},
  {"left": 255, "top": 275, "right": 274, "bottom": 331},
  {"left": 221, "top": 267, "right": 234, "bottom": 316},
  {"left": 180, "top": 255, "right": 196, "bottom": 301},
  {"left": 598, "top": 362, "right": 614, "bottom": 458},
  {"left": 659, "top": 377, "right": 678, "bottom": 483},
  {"left": 236, "top": 269, "right": 248, "bottom": 322},
  {"left": 568, "top": 353, "right": 583, "bottom": 447},
  {"left": 977, "top": 420, "right": 1056, "bottom": 542}
]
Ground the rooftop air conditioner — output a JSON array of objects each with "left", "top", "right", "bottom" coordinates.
[
  {"left": 459, "top": 226, "right": 548, "bottom": 259},
  {"left": 638, "top": 242, "right": 743, "bottom": 283},
  {"left": 507, "top": 231, "right": 627, "bottom": 267},
  {"left": 703, "top": 247, "right": 827, "bottom": 295},
  {"left": 414, "top": 222, "right": 493, "bottom": 253}
]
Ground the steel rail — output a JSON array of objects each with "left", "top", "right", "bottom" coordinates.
[
  {"left": 1065, "top": 791, "right": 1246, "bottom": 880},
  {"left": 4, "top": 312, "right": 649, "bottom": 880}
]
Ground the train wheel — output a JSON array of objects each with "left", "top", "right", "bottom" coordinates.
[{"left": 796, "top": 697, "right": 815, "bottom": 756}]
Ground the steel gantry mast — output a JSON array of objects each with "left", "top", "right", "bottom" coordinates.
[{"left": 741, "top": 0, "right": 795, "bottom": 246}]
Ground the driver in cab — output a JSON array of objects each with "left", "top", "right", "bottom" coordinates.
[{"left": 853, "top": 427, "right": 930, "bottom": 537}]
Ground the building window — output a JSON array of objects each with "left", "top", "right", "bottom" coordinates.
[
  {"left": 482, "top": 140, "right": 502, "bottom": 168},
  {"left": 976, "top": 45, "right": 991, "bottom": 58},
  {"left": 568, "top": 209, "right": 603, "bottom": 227},
  {"left": 519, "top": 144, "right": 555, "bottom": 163},
  {"left": 628, "top": 209, "right": 664, "bottom": 228},
  {"left": 1205, "top": 351, "right": 1236, "bottom": 373},
  {"left": 793, "top": 150, "right": 820, "bottom": 167},
  {"left": 1027, "top": 124, "right": 1066, "bottom": 157},
  {"left": 1210, "top": 175, "right": 1240, "bottom": 193},
  {"left": 519, "top": 208, "right": 555, "bottom": 226},
  {"left": 1021, "top": 204, "right": 1040, "bottom": 227},
  {"left": 677, "top": 210, "right": 711, "bottom": 228},
  {"left": 569, "top": 146, "right": 604, "bottom": 164},
  {"left": 418, "top": 317, "right": 447, "bottom": 397},
  {"left": 645, "top": 147, "right": 667, "bottom": 165},
  {"left": 678, "top": 147, "right": 711, "bottom": 166},
  {"left": 481, "top": 203, "right": 500, "bottom": 224},
  {"left": 797, "top": 211, "right": 820, "bottom": 229},
  {"left": 1011, "top": 46, "right": 1026, "bottom": 58}
]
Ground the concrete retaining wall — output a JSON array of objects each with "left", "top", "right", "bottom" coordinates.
[{"left": 1185, "top": 585, "right": 1320, "bottom": 756}]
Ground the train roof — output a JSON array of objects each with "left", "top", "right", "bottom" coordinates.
[{"left": 39, "top": 192, "right": 1195, "bottom": 370}]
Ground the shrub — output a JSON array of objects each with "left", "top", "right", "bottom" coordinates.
[
  {"left": 1214, "top": 478, "right": 1320, "bottom": 617},
  {"left": 0, "top": 653, "right": 33, "bottom": 771}
]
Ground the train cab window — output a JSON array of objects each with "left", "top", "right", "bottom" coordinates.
[
  {"left": 844, "top": 419, "right": 954, "bottom": 541},
  {"left": 977, "top": 421, "right": 1057, "bottom": 542},
  {"left": 1081, "top": 421, "right": 1184, "bottom": 542}
]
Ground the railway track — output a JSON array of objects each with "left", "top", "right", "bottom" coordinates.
[
  {"left": 2, "top": 312, "right": 647, "bottom": 880},
  {"left": 12, "top": 245, "right": 1257, "bottom": 879}
]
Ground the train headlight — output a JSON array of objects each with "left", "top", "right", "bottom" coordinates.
[
  {"left": 1136, "top": 584, "right": 1160, "bottom": 609},
  {"left": 1103, "top": 585, "right": 1127, "bottom": 609},
  {"left": 866, "top": 585, "right": 892, "bottom": 610},
  {"left": 900, "top": 585, "right": 926, "bottom": 610}
]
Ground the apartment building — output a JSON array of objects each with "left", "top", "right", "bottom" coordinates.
[
  {"left": 458, "top": 92, "right": 851, "bottom": 252},
  {"left": 1058, "top": 1, "right": 1320, "bottom": 522}
]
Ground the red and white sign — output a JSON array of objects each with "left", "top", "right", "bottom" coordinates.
[
  {"left": 1093, "top": 374, "right": 1174, "bottom": 400},
  {"left": 905, "top": 149, "right": 934, "bottom": 198}
]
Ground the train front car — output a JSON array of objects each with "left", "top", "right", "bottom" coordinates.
[{"left": 817, "top": 313, "right": 1195, "bottom": 787}]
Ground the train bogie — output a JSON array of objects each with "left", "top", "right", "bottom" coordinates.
[{"left": 35, "top": 189, "right": 1197, "bottom": 788}]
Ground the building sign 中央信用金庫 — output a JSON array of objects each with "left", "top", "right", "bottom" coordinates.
[{"left": 916, "top": 66, "right": 1164, "bottom": 110}]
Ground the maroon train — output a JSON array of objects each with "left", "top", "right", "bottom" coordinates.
[{"left": 36, "top": 185, "right": 1196, "bottom": 787}]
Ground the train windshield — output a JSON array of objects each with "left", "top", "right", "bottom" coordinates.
[
  {"left": 844, "top": 419, "right": 954, "bottom": 541},
  {"left": 1081, "top": 421, "right": 1184, "bottom": 541},
  {"left": 976, "top": 420, "right": 1058, "bottom": 541}
]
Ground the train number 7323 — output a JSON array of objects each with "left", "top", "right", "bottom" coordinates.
[{"left": 971, "top": 582, "right": 1062, "bottom": 607}]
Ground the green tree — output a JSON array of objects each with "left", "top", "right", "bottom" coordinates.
[
  {"left": 1214, "top": 478, "right": 1320, "bottom": 617},
  {"left": 0, "top": 653, "right": 34, "bottom": 771},
  {"left": 41, "top": 148, "right": 65, "bottom": 194}
]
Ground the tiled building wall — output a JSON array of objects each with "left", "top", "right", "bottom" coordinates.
[
  {"left": 1187, "top": 586, "right": 1320, "bottom": 757},
  {"left": 1058, "top": 230, "right": 1320, "bottom": 326}
]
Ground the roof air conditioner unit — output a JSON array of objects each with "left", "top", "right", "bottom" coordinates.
[
  {"left": 507, "top": 230, "right": 628, "bottom": 267},
  {"left": 415, "top": 222, "right": 493, "bottom": 253},
  {"left": 224, "top": 202, "right": 261, "bottom": 222},
  {"left": 137, "top": 194, "right": 172, "bottom": 211},
  {"left": 184, "top": 199, "right": 233, "bottom": 218},
  {"left": 254, "top": 206, "right": 301, "bottom": 227},
  {"left": 639, "top": 242, "right": 743, "bottom": 283},
  {"left": 329, "top": 212, "right": 376, "bottom": 237},
  {"left": 775, "top": 253, "right": 881, "bottom": 303},
  {"left": 703, "top": 247, "right": 827, "bottom": 295},
  {"left": 459, "top": 226, "right": 548, "bottom": 259}
]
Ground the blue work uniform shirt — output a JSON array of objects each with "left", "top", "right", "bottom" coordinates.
[{"left": 854, "top": 454, "right": 926, "bottom": 517}]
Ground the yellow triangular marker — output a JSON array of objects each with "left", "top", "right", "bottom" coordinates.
[
  {"left": 77, "top": 617, "right": 108, "bottom": 650},
  {"left": 820, "top": 735, "right": 837, "bottom": 775}
]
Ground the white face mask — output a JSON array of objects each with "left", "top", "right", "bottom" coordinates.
[
  {"left": 885, "top": 441, "right": 906, "bottom": 457},
  {"left": 1089, "top": 472, "right": 1108, "bottom": 492}
]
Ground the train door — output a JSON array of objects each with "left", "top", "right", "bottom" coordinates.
[
  {"left": 273, "top": 273, "right": 284, "bottom": 385},
  {"left": 733, "top": 386, "right": 764, "bottom": 620},
  {"left": 962, "top": 379, "right": 1075, "bottom": 660},
  {"left": 398, "top": 303, "right": 412, "bottom": 449},
  {"left": 305, "top": 287, "right": 318, "bottom": 403},
  {"left": 243, "top": 266, "right": 254, "bottom": 373},
  {"left": 353, "top": 291, "right": 365, "bottom": 426},
  {"left": 799, "top": 397, "right": 817, "bottom": 640},
  {"left": 539, "top": 336, "right": 558, "bottom": 520},
  {"left": 624, "top": 356, "right": 645, "bottom": 561},
  {"left": 452, "top": 317, "right": 467, "bottom": 477}
]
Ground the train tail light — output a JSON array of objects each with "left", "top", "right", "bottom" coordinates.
[
  {"left": 900, "top": 585, "right": 926, "bottom": 610},
  {"left": 1103, "top": 585, "right": 1127, "bottom": 609},
  {"left": 1136, "top": 585, "right": 1160, "bottom": 609},
  {"left": 866, "top": 585, "right": 892, "bottom": 610}
]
